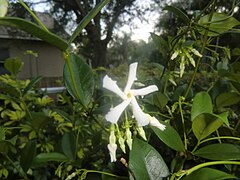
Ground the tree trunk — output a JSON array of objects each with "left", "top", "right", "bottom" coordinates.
[{"left": 90, "top": 40, "right": 107, "bottom": 68}]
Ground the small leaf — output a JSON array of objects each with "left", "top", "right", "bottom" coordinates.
[
  {"left": 0, "top": 0, "right": 8, "bottom": 17},
  {"left": 32, "top": 152, "right": 68, "bottom": 165},
  {"left": 64, "top": 53, "right": 94, "bottom": 107},
  {"left": 23, "top": 76, "right": 43, "bottom": 95},
  {"left": 164, "top": 6, "right": 190, "bottom": 23},
  {"left": 4, "top": 57, "right": 23, "bottom": 76},
  {"left": 20, "top": 140, "right": 36, "bottom": 172},
  {"left": 191, "top": 92, "right": 213, "bottom": 121},
  {"left": 198, "top": 13, "right": 240, "bottom": 36},
  {"left": 216, "top": 92, "right": 240, "bottom": 108},
  {"left": 192, "top": 113, "right": 223, "bottom": 141},
  {"left": 182, "top": 167, "right": 237, "bottom": 180},
  {"left": 194, "top": 143, "right": 240, "bottom": 160},
  {"left": 151, "top": 123, "right": 185, "bottom": 152},
  {"left": 61, "top": 132, "right": 76, "bottom": 160},
  {"left": 153, "top": 92, "right": 168, "bottom": 109},
  {"left": 129, "top": 138, "right": 169, "bottom": 180}
]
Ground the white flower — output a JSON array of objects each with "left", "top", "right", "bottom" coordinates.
[{"left": 103, "top": 62, "right": 166, "bottom": 130}]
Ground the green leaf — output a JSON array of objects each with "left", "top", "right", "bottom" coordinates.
[
  {"left": 194, "top": 143, "right": 240, "bottom": 160},
  {"left": 191, "top": 92, "right": 213, "bottom": 121},
  {"left": 153, "top": 92, "right": 169, "bottom": 109},
  {"left": 150, "top": 33, "right": 169, "bottom": 59},
  {"left": 182, "top": 167, "right": 237, "bottom": 180},
  {"left": 129, "top": 138, "right": 169, "bottom": 180},
  {"left": 4, "top": 57, "right": 23, "bottom": 76},
  {"left": 32, "top": 152, "right": 68, "bottom": 165},
  {"left": 151, "top": 123, "right": 185, "bottom": 152},
  {"left": 163, "top": 6, "right": 190, "bottom": 23},
  {"left": 64, "top": 53, "right": 94, "bottom": 107},
  {"left": 192, "top": 113, "right": 223, "bottom": 141},
  {"left": 30, "top": 112, "right": 51, "bottom": 130},
  {"left": 0, "top": 81, "right": 20, "bottom": 97},
  {"left": 23, "top": 76, "right": 43, "bottom": 95},
  {"left": 198, "top": 13, "right": 240, "bottom": 36},
  {"left": 61, "top": 132, "right": 76, "bottom": 160},
  {"left": 0, "top": 0, "right": 8, "bottom": 17},
  {"left": 216, "top": 92, "right": 240, "bottom": 108},
  {"left": 0, "top": 17, "right": 68, "bottom": 51},
  {"left": 68, "top": 0, "right": 109, "bottom": 45},
  {"left": 0, "top": 127, "right": 5, "bottom": 141},
  {"left": 0, "top": 141, "right": 16, "bottom": 154},
  {"left": 20, "top": 140, "right": 36, "bottom": 172}
]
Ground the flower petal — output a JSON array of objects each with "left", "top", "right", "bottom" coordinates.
[
  {"left": 103, "top": 75, "right": 125, "bottom": 99},
  {"left": 131, "top": 97, "right": 150, "bottom": 126},
  {"left": 105, "top": 100, "right": 130, "bottom": 124},
  {"left": 124, "top": 62, "right": 138, "bottom": 93},
  {"left": 132, "top": 85, "right": 158, "bottom": 96},
  {"left": 107, "top": 143, "right": 117, "bottom": 162},
  {"left": 149, "top": 117, "right": 166, "bottom": 131}
]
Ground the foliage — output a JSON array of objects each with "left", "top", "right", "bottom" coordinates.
[{"left": 0, "top": 0, "right": 240, "bottom": 179}]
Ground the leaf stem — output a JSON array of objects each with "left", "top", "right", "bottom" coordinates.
[{"left": 178, "top": 97, "right": 187, "bottom": 150}]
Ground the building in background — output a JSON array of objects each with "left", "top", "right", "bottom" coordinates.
[{"left": 0, "top": 12, "right": 67, "bottom": 87}]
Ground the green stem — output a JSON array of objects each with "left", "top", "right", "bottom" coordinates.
[
  {"left": 5, "top": 154, "right": 29, "bottom": 180},
  {"left": 64, "top": 52, "right": 86, "bottom": 109},
  {"left": 185, "top": 161, "right": 240, "bottom": 175},
  {"left": 178, "top": 97, "right": 187, "bottom": 150},
  {"left": 184, "top": 0, "right": 216, "bottom": 99},
  {"left": 199, "top": 136, "right": 240, "bottom": 145},
  {"left": 18, "top": 0, "right": 49, "bottom": 32}
]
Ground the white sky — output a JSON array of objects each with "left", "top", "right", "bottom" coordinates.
[{"left": 32, "top": 0, "right": 160, "bottom": 42}]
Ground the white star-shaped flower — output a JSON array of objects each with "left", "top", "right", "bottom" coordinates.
[{"left": 103, "top": 62, "right": 165, "bottom": 130}]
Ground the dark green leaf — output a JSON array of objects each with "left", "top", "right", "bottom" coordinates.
[
  {"left": 20, "top": 140, "right": 36, "bottom": 172},
  {"left": 216, "top": 92, "right": 240, "bottom": 108},
  {"left": 30, "top": 112, "right": 51, "bottom": 130},
  {"left": 192, "top": 113, "right": 223, "bottom": 141},
  {"left": 191, "top": 92, "right": 213, "bottom": 121},
  {"left": 64, "top": 53, "right": 94, "bottom": 107},
  {"left": 32, "top": 152, "right": 68, "bottom": 165},
  {"left": 198, "top": 13, "right": 240, "bottom": 36},
  {"left": 150, "top": 33, "right": 169, "bottom": 59},
  {"left": 194, "top": 143, "right": 240, "bottom": 160},
  {"left": 0, "top": 17, "right": 68, "bottom": 51},
  {"left": 23, "top": 76, "right": 43, "bottom": 95},
  {"left": 0, "top": 81, "right": 20, "bottom": 97},
  {"left": 129, "top": 138, "right": 169, "bottom": 180},
  {"left": 4, "top": 57, "right": 23, "bottom": 76},
  {"left": 153, "top": 92, "right": 168, "bottom": 109},
  {"left": 0, "top": 141, "right": 16, "bottom": 154},
  {"left": 151, "top": 123, "right": 185, "bottom": 152},
  {"left": 182, "top": 167, "right": 237, "bottom": 180},
  {"left": 164, "top": 6, "right": 190, "bottom": 23},
  {"left": 61, "top": 132, "right": 76, "bottom": 160}
]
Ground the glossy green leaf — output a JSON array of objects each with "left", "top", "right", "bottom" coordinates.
[
  {"left": 191, "top": 92, "right": 213, "bottom": 121},
  {"left": 32, "top": 152, "right": 68, "bottom": 165},
  {"left": 0, "top": 0, "right": 8, "bottom": 17},
  {"left": 194, "top": 143, "right": 240, "bottom": 160},
  {"left": 30, "top": 112, "right": 51, "bottom": 130},
  {"left": 182, "top": 168, "right": 237, "bottom": 180},
  {"left": 164, "top": 6, "right": 190, "bottom": 23},
  {"left": 0, "top": 17, "right": 68, "bottom": 51},
  {"left": 198, "top": 13, "right": 240, "bottom": 36},
  {"left": 216, "top": 92, "right": 240, "bottom": 108},
  {"left": 192, "top": 113, "right": 223, "bottom": 141},
  {"left": 20, "top": 140, "right": 36, "bottom": 172},
  {"left": 64, "top": 53, "right": 94, "bottom": 107},
  {"left": 61, "top": 132, "right": 76, "bottom": 160},
  {"left": 151, "top": 123, "right": 185, "bottom": 152},
  {"left": 129, "top": 138, "right": 169, "bottom": 180},
  {"left": 68, "top": 0, "right": 109, "bottom": 45},
  {"left": 4, "top": 57, "right": 23, "bottom": 76}
]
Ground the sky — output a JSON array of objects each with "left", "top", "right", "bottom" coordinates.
[{"left": 32, "top": 0, "right": 161, "bottom": 42}]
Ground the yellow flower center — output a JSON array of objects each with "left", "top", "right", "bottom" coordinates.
[{"left": 126, "top": 91, "right": 133, "bottom": 100}]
